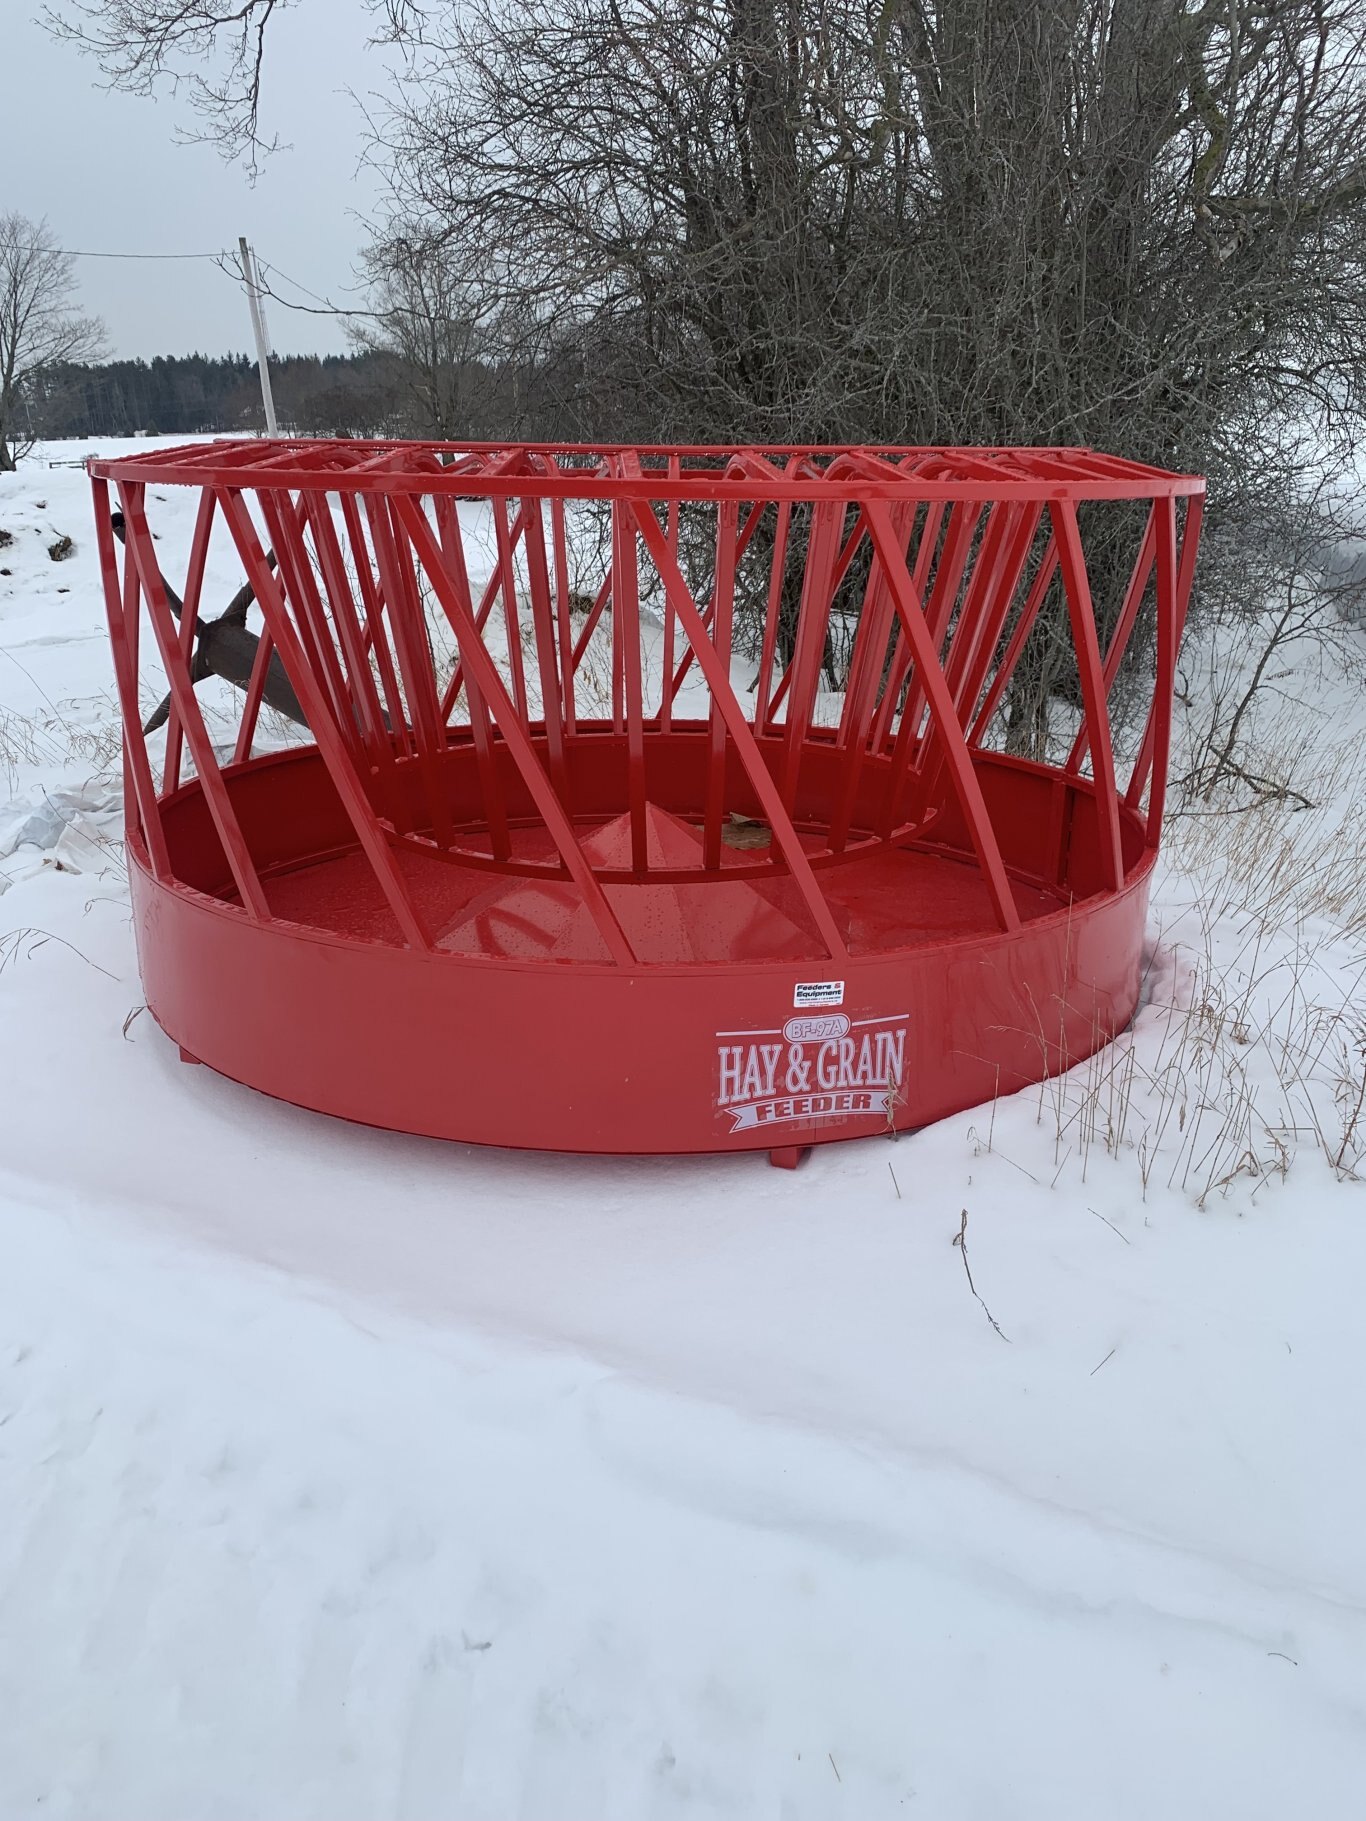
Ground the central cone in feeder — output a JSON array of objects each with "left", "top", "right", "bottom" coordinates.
[{"left": 438, "top": 804, "right": 819, "bottom": 963}]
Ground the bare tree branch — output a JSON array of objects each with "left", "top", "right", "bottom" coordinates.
[
  {"left": 48, "top": 0, "right": 1366, "bottom": 746},
  {"left": 0, "top": 214, "right": 106, "bottom": 470}
]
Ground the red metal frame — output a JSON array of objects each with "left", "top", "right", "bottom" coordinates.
[{"left": 89, "top": 441, "right": 1203, "bottom": 1163}]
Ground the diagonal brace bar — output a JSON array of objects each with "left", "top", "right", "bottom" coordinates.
[{"left": 863, "top": 499, "right": 1021, "bottom": 933}]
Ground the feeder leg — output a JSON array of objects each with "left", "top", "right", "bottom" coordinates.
[
  {"left": 768, "top": 1145, "right": 810, "bottom": 1171},
  {"left": 178, "top": 1045, "right": 202, "bottom": 1066}
]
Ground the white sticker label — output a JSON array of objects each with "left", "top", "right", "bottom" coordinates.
[{"left": 793, "top": 980, "right": 845, "bottom": 1009}]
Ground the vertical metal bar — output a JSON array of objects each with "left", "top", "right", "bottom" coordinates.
[
  {"left": 1051, "top": 500, "right": 1124, "bottom": 893},
  {"left": 661, "top": 498, "right": 767, "bottom": 713},
  {"left": 395, "top": 496, "right": 636, "bottom": 964},
  {"left": 254, "top": 496, "right": 328, "bottom": 713},
  {"left": 439, "top": 501, "right": 533, "bottom": 722},
  {"left": 162, "top": 489, "right": 216, "bottom": 794},
  {"left": 260, "top": 490, "right": 365, "bottom": 773},
  {"left": 703, "top": 501, "right": 738, "bottom": 869},
  {"left": 521, "top": 496, "right": 569, "bottom": 800},
  {"left": 305, "top": 491, "right": 392, "bottom": 753},
  {"left": 119, "top": 498, "right": 144, "bottom": 824},
  {"left": 631, "top": 500, "right": 848, "bottom": 961},
  {"left": 339, "top": 492, "right": 410, "bottom": 763},
  {"left": 877, "top": 500, "right": 981, "bottom": 837},
  {"left": 952, "top": 503, "right": 1042, "bottom": 733},
  {"left": 611, "top": 559, "right": 625, "bottom": 733},
  {"left": 91, "top": 478, "right": 172, "bottom": 881},
  {"left": 611, "top": 494, "right": 649, "bottom": 870},
  {"left": 550, "top": 496, "right": 577, "bottom": 735},
  {"left": 863, "top": 499, "right": 1021, "bottom": 933},
  {"left": 429, "top": 495, "right": 510, "bottom": 861},
  {"left": 492, "top": 497, "right": 528, "bottom": 717},
  {"left": 1143, "top": 496, "right": 1180, "bottom": 845},
  {"left": 280, "top": 490, "right": 360, "bottom": 745},
  {"left": 911, "top": 502, "right": 1040, "bottom": 821},
  {"left": 868, "top": 499, "right": 951, "bottom": 754},
  {"left": 827, "top": 500, "right": 917, "bottom": 853},
  {"left": 660, "top": 458, "right": 681, "bottom": 730},
  {"left": 304, "top": 491, "right": 404, "bottom": 822},
  {"left": 118, "top": 481, "right": 271, "bottom": 920},
  {"left": 966, "top": 536, "right": 1059, "bottom": 747},
  {"left": 834, "top": 509, "right": 899, "bottom": 750},
  {"left": 889, "top": 499, "right": 983, "bottom": 761},
  {"left": 754, "top": 499, "right": 793, "bottom": 736},
  {"left": 123, "top": 480, "right": 142, "bottom": 693},
  {"left": 364, "top": 494, "right": 455, "bottom": 850},
  {"left": 778, "top": 500, "right": 843, "bottom": 812},
  {"left": 119, "top": 528, "right": 146, "bottom": 842},
  {"left": 942, "top": 502, "right": 1024, "bottom": 715},
  {"left": 1066, "top": 505, "right": 1157, "bottom": 775},
  {"left": 219, "top": 487, "right": 435, "bottom": 950},
  {"left": 1126, "top": 495, "right": 1203, "bottom": 825}
]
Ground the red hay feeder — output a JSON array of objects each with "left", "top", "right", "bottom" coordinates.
[{"left": 90, "top": 441, "right": 1203, "bottom": 1165}]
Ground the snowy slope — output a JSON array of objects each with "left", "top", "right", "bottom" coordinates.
[{"left": 2, "top": 441, "right": 1365, "bottom": 1820}]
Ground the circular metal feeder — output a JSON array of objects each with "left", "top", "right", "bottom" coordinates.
[{"left": 89, "top": 441, "right": 1203, "bottom": 1165}]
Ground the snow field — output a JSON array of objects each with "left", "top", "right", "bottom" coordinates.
[{"left": 2, "top": 440, "right": 1365, "bottom": 1818}]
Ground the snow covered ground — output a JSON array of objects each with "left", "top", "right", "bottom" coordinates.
[{"left": 2, "top": 439, "right": 1365, "bottom": 1819}]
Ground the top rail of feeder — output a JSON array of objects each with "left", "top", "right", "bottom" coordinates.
[{"left": 88, "top": 439, "right": 1206, "bottom": 503}]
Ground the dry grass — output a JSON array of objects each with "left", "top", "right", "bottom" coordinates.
[
  {"left": 0, "top": 695, "right": 123, "bottom": 798},
  {"left": 1164, "top": 721, "right": 1366, "bottom": 941},
  {"left": 980, "top": 919, "right": 1365, "bottom": 1209},
  {"left": 980, "top": 683, "right": 1366, "bottom": 1206}
]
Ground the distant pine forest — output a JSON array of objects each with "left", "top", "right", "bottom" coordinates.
[{"left": 29, "top": 352, "right": 415, "bottom": 442}]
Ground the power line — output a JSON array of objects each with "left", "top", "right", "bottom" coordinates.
[
  {"left": 255, "top": 258, "right": 376, "bottom": 319},
  {"left": 254, "top": 257, "right": 498, "bottom": 329},
  {"left": 7, "top": 244, "right": 227, "bottom": 261},
  {"left": 207, "top": 250, "right": 373, "bottom": 320},
  {"left": 11, "top": 238, "right": 370, "bottom": 311},
  {"left": 13, "top": 233, "right": 387, "bottom": 336},
  {"left": 67, "top": 248, "right": 225, "bottom": 261}
]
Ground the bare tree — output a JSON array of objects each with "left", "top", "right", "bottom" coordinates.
[
  {"left": 51, "top": 2, "right": 1366, "bottom": 433},
  {"left": 0, "top": 214, "right": 106, "bottom": 470},
  {"left": 44, "top": 0, "right": 289, "bottom": 171},
  {"left": 371, "top": 0, "right": 1366, "bottom": 738},
  {"left": 350, "top": 229, "right": 519, "bottom": 440},
  {"left": 48, "top": 0, "right": 1366, "bottom": 740}
]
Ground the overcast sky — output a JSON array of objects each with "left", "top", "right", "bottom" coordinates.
[{"left": 8, "top": 2, "right": 391, "bottom": 360}]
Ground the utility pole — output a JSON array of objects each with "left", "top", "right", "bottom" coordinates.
[{"left": 238, "top": 236, "right": 279, "bottom": 437}]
